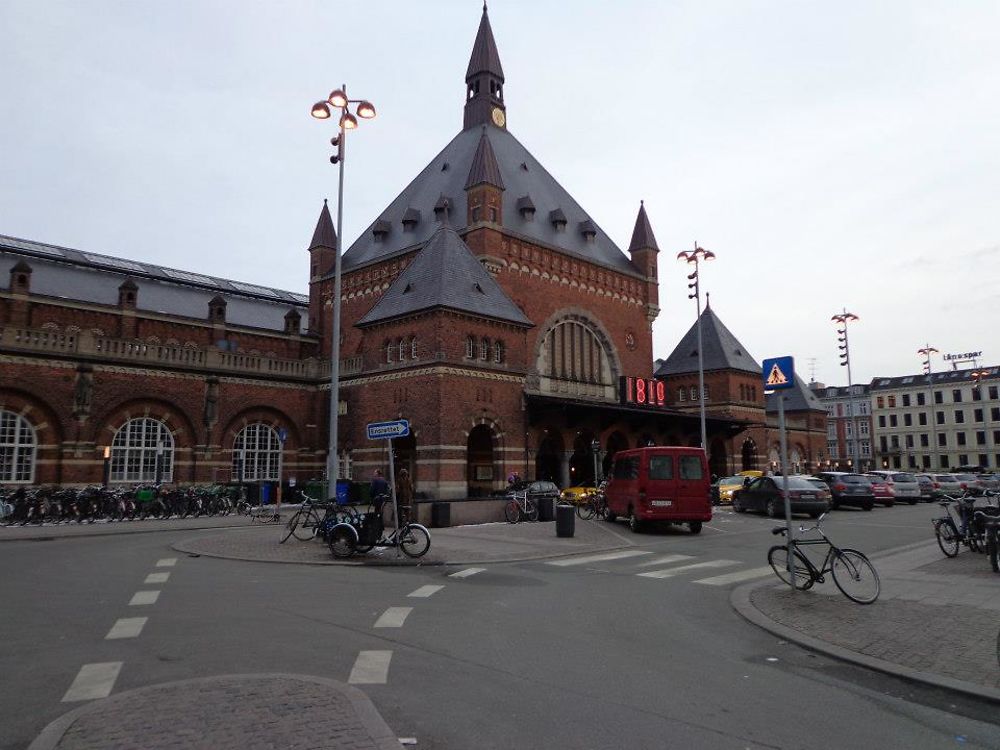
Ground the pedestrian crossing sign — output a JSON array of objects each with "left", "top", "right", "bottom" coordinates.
[{"left": 761, "top": 356, "right": 794, "bottom": 391}]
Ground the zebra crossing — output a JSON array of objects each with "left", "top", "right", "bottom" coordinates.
[{"left": 542, "top": 549, "right": 774, "bottom": 586}]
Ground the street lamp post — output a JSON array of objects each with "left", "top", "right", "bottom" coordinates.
[
  {"left": 676, "top": 243, "right": 716, "bottom": 454},
  {"left": 971, "top": 369, "right": 993, "bottom": 469},
  {"left": 590, "top": 439, "right": 601, "bottom": 486},
  {"left": 102, "top": 446, "right": 111, "bottom": 488},
  {"left": 311, "top": 86, "right": 376, "bottom": 498},
  {"left": 832, "top": 309, "right": 861, "bottom": 470},
  {"left": 918, "top": 345, "right": 939, "bottom": 471}
]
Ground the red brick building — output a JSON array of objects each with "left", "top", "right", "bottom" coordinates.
[{"left": 1, "top": 6, "right": 753, "bottom": 497}]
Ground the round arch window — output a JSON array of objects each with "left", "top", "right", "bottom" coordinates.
[
  {"left": 111, "top": 418, "right": 173, "bottom": 483},
  {"left": 232, "top": 423, "right": 282, "bottom": 482},
  {"left": 0, "top": 410, "right": 37, "bottom": 483}
]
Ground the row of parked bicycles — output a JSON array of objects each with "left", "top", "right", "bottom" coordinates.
[
  {"left": 0, "top": 484, "right": 267, "bottom": 525},
  {"left": 933, "top": 490, "right": 1000, "bottom": 573}
]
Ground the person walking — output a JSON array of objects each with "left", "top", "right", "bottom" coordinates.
[{"left": 396, "top": 468, "right": 414, "bottom": 526}]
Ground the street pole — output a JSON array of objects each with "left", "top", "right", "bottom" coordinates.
[
  {"left": 326, "top": 87, "right": 347, "bottom": 498},
  {"left": 387, "top": 438, "right": 400, "bottom": 558},
  {"left": 591, "top": 439, "right": 600, "bottom": 485},
  {"left": 833, "top": 310, "right": 860, "bottom": 470},
  {"left": 778, "top": 393, "right": 794, "bottom": 592},
  {"left": 919, "top": 345, "right": 939, "bottom": 472},
  {"left": 695, "top": 263, "right": 707, "bottom": 453},
  {"left": 102, "top": 446, "right": 111, "bottom": 488}
]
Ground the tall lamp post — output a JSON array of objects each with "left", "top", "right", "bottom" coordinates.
[
  {"left": 311, "top": 86, "right": 376, "bottom": 497},
  {"left": 590, "top": 439, "right": 601, "bottom": 486},
  {"left": 832, "top": 310, "right": 860, "bottom": 470},
  {"left": 918, "top": 344, "right": 939, "bottom": 471},
  {"left": 677, "top": 243, "right": 716, "bottom": 453},
  {"left": 971, "top": 368, "right": 993, "bottom": 469}
]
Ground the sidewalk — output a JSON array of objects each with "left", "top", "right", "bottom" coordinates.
[{"left": 733, "top": 542, "right": 1000, "bottom": 703}]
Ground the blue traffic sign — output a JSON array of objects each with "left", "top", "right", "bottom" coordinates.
[
  {"left": 366, "top": 419, "right": 410, "bottom": 441},
  {"left": 762, "top": 356, "right": 795, "bottom": 390}
]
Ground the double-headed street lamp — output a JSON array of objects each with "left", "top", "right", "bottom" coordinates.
[
  {"left": 832, "top": 309, "right": 861, "bottom": 470},
  {"left": 918, "top": 344, "right": 939, "bottom": 471},
  {"left": 971, "top": 368, "right": 994, "bottom": 469},
  {"left": 677, "top": 243, "right": 716, "bottom": 453},
  {"left": 311, "top": 85, "right": 376, "bottom": 494}
]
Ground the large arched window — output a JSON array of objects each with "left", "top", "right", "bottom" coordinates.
[
  {"left": 535, "top": 315, "right": 617, "bottom": 399},
  {"left": 232, "top": 423, "right": 282, "bottom": 481},
  {"left": 111, "top": 418, "right": 173, "bottom": 483},
  {"left": 0, "top": 410, "right": 37, "bottom": 483}
]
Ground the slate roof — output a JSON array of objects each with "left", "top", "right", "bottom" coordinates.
[
  {"left": 465, "top": 128, "right": 505, "bottom": 190},
  {"left": 0, "top": 235, "right": 308, "bottom": 333},
  {"left": 340, "top": 124, "right": 638, "bottom": 276},
  {"left": 766, "top": 373, "right": 826, "bottom": 414},
  {"left": 308, "top": 200, "right": 337, "bottom": 251},
  {"left": 628, "top": 201, "right": 659, "bottom": 252},
  {"left": 868, "top": 366, "right": 999, "bottom": 390},
  {"left": 655, "top": 306, "right": 761, "bottom": 377},
  {"left": 355, "top": 224, "right": 531, "bottom": 328},
  {"left": 466, "top": 4, "right": 504, "bottom": 81}
]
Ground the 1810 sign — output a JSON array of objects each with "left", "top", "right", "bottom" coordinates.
[{"left": 620, "top": 376, "right": 667, "bottom": 407}]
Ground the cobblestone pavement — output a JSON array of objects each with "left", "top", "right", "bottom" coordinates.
[
  {"left": 737, "top": 542, "right": 1000, "bottom": 699},
  {"left": 30, "top": 674, "right": 401, "bottom": 750}
]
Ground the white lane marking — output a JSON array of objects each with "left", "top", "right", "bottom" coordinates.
[
  {"left": 635, "top": 554, "right": 695, "bottom": 567},
  {"left": 349, "top": 651, "right": 392, "bottom": 684},
  {"left": 155, "top": 558, "right": 177, "bottom": 567},
  {"left": 62, "top": 662, "right": 123, "bottom": 702},
  {"left": 449, "top": 567, "right": 486, "bottom": 578},
  {"left": 408, "top": 585, "right": 444, "bottom": 598},
  {"left": 144, "top": 572, "right": 170, "bottom": 584},
  {"left": 105, "top": 617, "right": 148, "bottom": 640},
  {"left": 546, "top": 550, "right": 653, "bottom": 567},
  {"left": 129, "top": 590, "right": 160, "bottom": 606},
  {"left": 637, "top": 560, "right": 740, "bottom": 579},
  {"left": 374, "top": 607, "right": 413, "bottom": 628},
  {"left": 693, "top": 566, "right": 775, "bottom": 586}
]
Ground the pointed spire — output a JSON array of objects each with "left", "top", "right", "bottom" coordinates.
[
  {"left": 466, "top": 3, "right": 504, "bottom": 82},
  {"left": 628, "top": 200, "right": 659, "bottom": 253},
  {"left": 465, "top": 128, "right": 505, "bottom": 190},
  {"left": 308, "top": 199, "right": 337, "bottom": 251}
]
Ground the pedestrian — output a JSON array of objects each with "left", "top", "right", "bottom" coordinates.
[
  {"left": 396, "top": 468, "right": 414, "bottom": 526},
  {"left": 370, "top": 469, "right": 389, "bottom": 502}
]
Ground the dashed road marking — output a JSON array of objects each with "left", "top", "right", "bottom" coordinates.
[
  {"left": 155, "top": 558, "right": 177, "bottom": 567},
  {"left": 449, "top": 567, "right": 486, "bottom": 578},
  {"left": 105, "top": 617, "right": 148, "bottom": 640},
  {"left": 62, "top": 662, "right": 123, "bottom": 702},
  {"left": 546, "top": 550, "right": 652, "bottom": 567},
  {"left": 694, "top": 566, "right": 775, "bottom": 586},
  {"left": 349, "top": 651, "right": 392, "bottom": 684},
  {"left": 637, "top": 560, "right": 739, "bottom": 579},
  {"left": 408, "top": 585, "right": 444, "bottom": 598},
  {"left": 374, "top": 607, "right": 413, "bottom": 628},
  {"left": 144, "top": 572, "right": 170, "bottom": 584},
  {"left": 635, "top": 554, "right": 695, "bottom": 567},
  {"left": 129, "top": 590, "right": 160, "bottom": 606}
]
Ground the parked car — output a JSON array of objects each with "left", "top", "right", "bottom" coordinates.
[
  {"left": 931, "top": 474, "right": 963, "bottom": 498},
  {"left": 868, "top": 471, "right": 920, "bottom": 504},
  {"left": 951, "top": 473, "right": 987, "bottom": 496},
  {"left": 813, "top": 472, "right": 875, "bottom": 511},
  {"left": 915, "top": 473, "right": 936, "bottom": 501},
  {"left": 731, "top": 475, "right": 830, "bottom": 518},
  {"left": 512, "top": 481, "right": 561, "bottom": 512},
  {"left": 559, "top": 484, "right": 596, "bottom": 505},
  {"left": 980, "top": 474, "right": 1000, "bottom": 492},
  {"left": 712, "top": 475, "right": 747, "bottom": 505},
  {"left": 866, "top": 476, "right": 896, "bottom": 507},
  {"left": 604, "top": 446, "right": 712, "bottom": 534}
]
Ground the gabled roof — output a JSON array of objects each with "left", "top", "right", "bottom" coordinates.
[
  {"left": 655, "top": 306, "right": 760, "bottom": 377},
  {"left": 465, "top": 128, "right": 505, "bottom": 190},
  {"left": 767, "top": 373, "right": 826, "bottom": 414},
  {"left": 465, "top": 4, "right": 504, "bottom": 82},
  {"left": 356, "top": 224, "right": 531, "bottom": 328},
  {"left": 340, "top": 125, "right": 637, "bottom": 276},
  {"left": 308, "top": 200, "right": 337, "bottom": 251},
  {"left": 628, "top": 201, "right": 659, "bottom": 252}
]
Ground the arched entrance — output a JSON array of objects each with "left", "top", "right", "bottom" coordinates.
[
  {"left": 709, "top": 439, "right": 728, "bottom": 478},
  {"left": 466, "top": 425, "right": 495, "bottom": 498},
  {"left": 569, "top": 432, "right": 598, "bottom": 487},
  {"left": 603, "top": 431, "right": 629, "bottom": 476},
  {"left": 741, "top": 438, "right": 758, "bottom": 472},
  {"left": 393, "top": 433, "right": 417, "bottom": 489},
  {"left": 535, "top": 431, "right": 564, "bottom": 486},
  {"left": 789, "top": 446, "right": 802, "bottom": 475}
]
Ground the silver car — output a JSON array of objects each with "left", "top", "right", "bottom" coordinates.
[{"left": 868, "top": 471, "right": 921, "bottom": 504}]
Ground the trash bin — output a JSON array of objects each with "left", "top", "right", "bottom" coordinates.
[
  {"left": 335, "top": 480, "right": 350, "bottom": 505},
  {"left": 431, "top": 502, "right": 451, "bottom": 528},
  {"left": 536, "top": 495, "right": 555, "bottom": 522},
  {"left": 260, "top": 483, "right": 272, "bottom": 505},
  {"left": 555, "top": 503, "right": 575, "bottom": 538}
]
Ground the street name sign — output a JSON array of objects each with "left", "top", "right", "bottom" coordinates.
[
  {"left": 366, "top": 419, "right": 410, "bottom": 441},
  {"left": 762, "top": 356, "right": 794, "bottom": 391}
]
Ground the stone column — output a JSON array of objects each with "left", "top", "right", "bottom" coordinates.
[{"left": 560, "top": 451, "right": 572, "bottom": 488}]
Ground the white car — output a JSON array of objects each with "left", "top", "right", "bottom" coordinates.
[{"left": 868, "top": 471, "right": 921, "bottom": 504}]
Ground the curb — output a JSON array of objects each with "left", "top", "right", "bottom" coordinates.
[
  {"left": 28, "top": 673, "right": 400, "bottom": 750},
  {"left": 731, "top": 578, "right": 1000, "bottom": 706},
  {"left": 0, "top": 520, "right": 263, "bottom": 543}
]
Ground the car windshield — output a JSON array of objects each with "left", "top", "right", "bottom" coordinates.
[
  {"left": 782, "top": 477, "right": 821, "bottom": 490},
  {"left": 842, "top": 475, "right": 872, "bottom": 485},
  {"left": 722, "top": 476, "right": 744, "bottom": 484},
  {"left": 892, "top": 473, "right": 916, "bottom": 482},
  {"left": 935, "top": 475, "right": 959, "bottom": 483}
]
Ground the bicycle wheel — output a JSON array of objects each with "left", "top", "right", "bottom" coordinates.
[
  {"left": 576, "top": 500, "right": 595, "bottom": 521},
  {"left": 831, "top": 549, "right": 880, "bottom": 604},
  {"left": 767, "top": 545, "right": 813, "bottom": 590},
  {"left": 329, "top": 526, "right": 357, "bottom": 559},
  {"left": 934, "top": 519, "right": 959, "bottom": 558},
  {"left": 400, "top": 524, "right": 431, "bottom": 558},
  {"left": 280, "top": 511, "right": 301, "bottom": 543},
  {"left": 293, "top": 509, "right": 321, "bottom": 541},
  {"left": 525, "top": 499, "right": 539, "bottom": 522},
  {"left": 504, "top": 499, "right": 521, "bottom": 524}
]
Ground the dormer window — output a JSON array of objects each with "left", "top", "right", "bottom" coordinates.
[
  {"left": 549, "top": 209, "right": 567, "bottom": 233},
  {"left": 516, "top": 195, "right": 535, "bottom": 221},
  {"left": 433, "top": 195, "right": 452, "bottom": 221},
  {"left": 579, "top": 219, "right": 597, "bottom": 242},
  {"left": 402, "top": 208, "right": 421, "bottom": 232},
  {"left": 372, "top": 219, "right": 390, "bottom": 242}
]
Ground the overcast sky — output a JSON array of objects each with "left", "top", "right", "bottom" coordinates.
[{"left": 2, "top": 1, "right": 998, "bottom": 386}]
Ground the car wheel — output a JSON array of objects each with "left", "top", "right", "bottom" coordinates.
[
  {"left": 766, "top": 499, "right": 778, "bottom": 518},
  {"left": 863, "top": 502, "right": 873, "bottom": 511},
  {"left": 732, "top": 495, "right": 745, "bottom": 513},
  {"left": 908, "top": 499, "right": 918, "bottom": 505},
  {"left": 628, "top": 509, "right": 642, "bottom": 533},
  {"left": 830, "top": 499, "right": 840, "bottom": 510},
  {"left": 688, "top": 521, "right": 702, "bottom": 534}
]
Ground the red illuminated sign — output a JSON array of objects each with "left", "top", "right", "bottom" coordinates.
[{"left": 620, "top": 376, "right": 667, "bottom": 408}]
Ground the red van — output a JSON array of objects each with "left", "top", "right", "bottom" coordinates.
[{"left": 604, "top": 447, "right": 712, "bottom": 534}]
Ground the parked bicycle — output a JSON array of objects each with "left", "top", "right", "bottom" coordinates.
[
  {"left": 767, "top": 513, "right": 880, "bottom": 604},
  {"left": 505, "top": 490, "right": 538, "bottom": 524},
  {"left": 933, "top": 492, "right": 1000, "bottom": 558},
  {"left": 576, "top": 485, "right": 608, "bottom": 521},
  {"left": 281, "top": 497, "right": 359, "bottom": 543},
  {"left": 328, "top": 494, "right": 431, "bottom": 559}
]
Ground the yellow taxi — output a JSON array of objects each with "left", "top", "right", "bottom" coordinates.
[
  {"left": 715, "top": 475, "right": 750, "bottom": 504},
  {"left": 559, "top": 484, "right": 597, "bottom": 505}
]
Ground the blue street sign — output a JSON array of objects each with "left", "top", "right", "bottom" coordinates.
[
  {"left": 366, "top": 419, "right": 410, "bottom": 441},
  {"left": 762, "top": 356, "right": 795, "bottom": 390}
]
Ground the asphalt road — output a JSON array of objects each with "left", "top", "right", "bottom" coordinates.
[{"left": 2, "top": 503, "right": 999, "bottom": 749}]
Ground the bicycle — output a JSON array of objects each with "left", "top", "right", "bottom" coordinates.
[
  {"left": 504, "top": 490, "right": 538, "bottom": 524},
  {"left": 328, "top": 494, "right": 431, "bottom": 559},
  {"left": 281, "top": 499, "right": 359, "bottom": 543},
  {"left": 933, "top": 492, "right": 1000, "bottom": 558},
  {"left": 576, "top": 488, "right": 608, "bottom": 521},
  {"left": 767, "top": 513, "right": 880, "bottom": 604}
]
